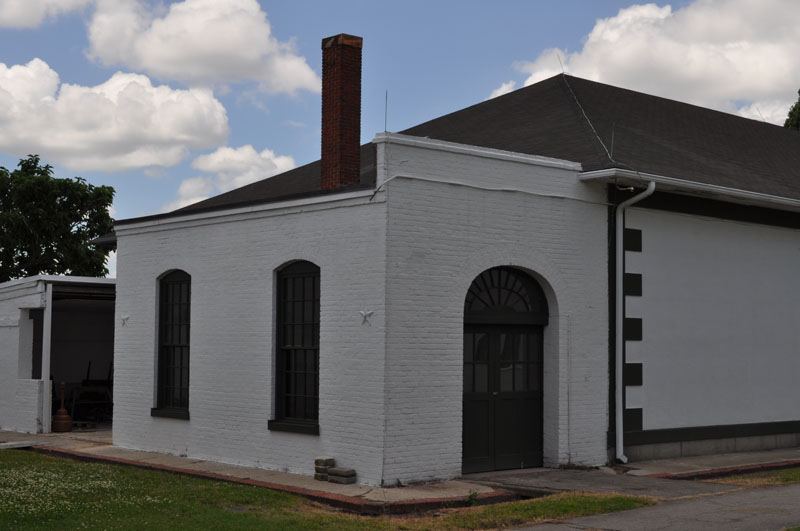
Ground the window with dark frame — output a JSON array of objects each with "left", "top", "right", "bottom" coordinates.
[
  {"left": 269, "top": 261, "right": 320, "bottom": 434},
  {"left": 153, "top": 270, "right": 191, "bottom": 419}
]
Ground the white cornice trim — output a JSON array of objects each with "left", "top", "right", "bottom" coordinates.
[
  {"left": 580, "top": 168, "right": 800, "bottom": 213},
  {"left": 373, "top": 132, "right": 583, "bottom": 171}
]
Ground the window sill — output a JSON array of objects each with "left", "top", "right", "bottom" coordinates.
[
  {"left": 268, "top": 419, "right": 319, "bottom": 435},
  {"left": 151, "top": 407, "right": 190, "bottom": 420}
]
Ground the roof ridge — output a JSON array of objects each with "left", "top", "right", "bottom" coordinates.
[
  {"left": 555, "top": 74, "right": 619, "bottom": 170},
  {"left": 558, "top": 74, "right": 615, "bottom": 166}
]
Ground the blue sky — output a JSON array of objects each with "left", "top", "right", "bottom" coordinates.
[{"left": 0, "top": 0, "right": 798, "bottom": 236}]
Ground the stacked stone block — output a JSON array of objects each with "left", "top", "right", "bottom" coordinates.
[
  {"left": 314, "top": 456, "right": 335, "bottom": 481},
  {"left": 327, "top": 466, "right": 357, "bottom": 484}
]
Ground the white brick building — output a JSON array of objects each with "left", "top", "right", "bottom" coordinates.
[
  {"left": 0, "top": 276, "right": 115, "bottom": 434},
  {"left": 109, "top": 35, "right": 800, "bottom": 485}
]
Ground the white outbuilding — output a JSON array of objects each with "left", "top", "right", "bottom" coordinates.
[{"left": 0, "top": 276, "right": 115, "bottom": 434}]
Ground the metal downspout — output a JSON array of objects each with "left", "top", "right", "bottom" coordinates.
[{"left": 615, "top": 181, "right": 655, "bottom": 463}]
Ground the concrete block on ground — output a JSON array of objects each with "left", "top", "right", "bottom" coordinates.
[
  {"left": 328, "top": 466, "right": 356, "bottom": 477},
  {"left": 315, "top": 456, "right": 335, "bottom": 467},
  {"left": 314, "top": 473, "right": 328, "bottom": 481},
  {"left": 328, "top": 475, "right": 357, "bottom": 484}
]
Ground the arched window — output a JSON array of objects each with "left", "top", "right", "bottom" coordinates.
[
  {"left": 269, "top": 261, "right": 320, "bottom": 434},
  {"left": 152, "top": 270, "right": 191, "bottom": 419},
  {"left": 464, "top": 267, "right": 548, "bottom": 325}
]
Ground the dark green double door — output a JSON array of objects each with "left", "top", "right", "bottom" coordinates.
[{"left": 462, "top": 326, "right": 543, "bottom": 474}]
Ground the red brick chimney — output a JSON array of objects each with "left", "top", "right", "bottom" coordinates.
[{"left": 321, "top": 33, "right": 362, "bottom": 190}]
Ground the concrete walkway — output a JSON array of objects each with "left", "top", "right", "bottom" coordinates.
[
  {"left": 464, "top": 446, "right": 800, "bottom": 500},
  {"left": 519, "top": 483, "right": 800, "bottom": 531},
  {"left": 625, "top": 446, "right": 800, "bottom": 479},
  {"left": 3, "top": 429, "right": 800, "bottom": 515},
  {"left": 464, "top": 467, "right": 735, "bottom": 500}
]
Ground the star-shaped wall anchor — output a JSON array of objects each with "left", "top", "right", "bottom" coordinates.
[
  {"left": 359, "top": 310, "right": 374, "bottom": 325},
  {"left": 121, "top": 315, "right": 130, "bottom": 327}
]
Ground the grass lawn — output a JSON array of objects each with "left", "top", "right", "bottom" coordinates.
[
  {"left": 0, "top": 450, "right": 653, "bottom": 530},
  {"left": 707, "top": 466, "right": 800, "bottom": 488}
]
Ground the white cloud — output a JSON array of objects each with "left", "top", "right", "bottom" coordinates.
[
  {"left": 143, "top": 167, "right": 167, "bottom": 178},
  {"left": 0, "top": 0, "right": 92, "bottom": 28},
  {"left": 487, "top": 81, "right": 516, "bottom": 100},
  {"left": 88, "top": 0, "right": 320, "bottom": 94},
  {"left": 515, "top": 0, "right": 800, "bottom": 124},
  {"left": 737, "top": 100, "right": 795, "bottom": 125},
  {"left": 160, "top": 176, "right": 216, "bottom": 212},
  {"left": 192, "top": 144, "right": 295, "bottom": 191},
  {"left": 161, "top": 144, "right": 295, "bottom": 212},
  {"left": 0, "top": 58, "right": 229, "bottom": 172}
]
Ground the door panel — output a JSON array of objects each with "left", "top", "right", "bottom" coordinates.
[
  {"left": 462, "top": 398, "right": 492, "bottom": 471},
  {"left": 463, "top": 327, "right": 543, "bottom": 473}
]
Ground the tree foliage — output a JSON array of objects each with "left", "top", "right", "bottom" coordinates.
[
  {"left": 0, "top": 155, "right": 115, "bottom": 283},
  {"left": 786, "top": 88, "right": 800, "bottom": 131}
]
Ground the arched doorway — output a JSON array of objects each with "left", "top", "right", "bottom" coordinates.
[{"left": 462, "top": 267, "right": 548, "bottom": 473}]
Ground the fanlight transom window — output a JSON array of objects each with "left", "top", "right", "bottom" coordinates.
[{"left": 464, "top": 267, "right": 548, "bottom": 326}]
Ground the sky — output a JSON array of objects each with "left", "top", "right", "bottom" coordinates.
[{"left": 1, "top": 0, "right": 799, "bottom": 275}]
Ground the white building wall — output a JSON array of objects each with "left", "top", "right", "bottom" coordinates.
[
  {"left": 113, "top": 197, "right": 388, "bottom": 485},
  {"left": 378, "top": 136, "right": 610, "bottom": 483},
  {"left": 625, "top": 207, "right": 800, "bottom": 430},
  {"left": 12, "top": 380, "right": 44, "bottom": 433},
  {"left": 0, "top": 281, "right": 45, "bottom": 433}
]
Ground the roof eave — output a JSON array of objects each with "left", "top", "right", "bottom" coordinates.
[
  {"left": 580, "top": 168, "right": 800, "bottom": 214},
  {"left": 0, "top": 275, "right": 115, "bottom": 295}
]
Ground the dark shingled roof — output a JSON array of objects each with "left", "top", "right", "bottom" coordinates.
[
  {"left": 117, "top": 74, "right": 800, "bottom": 225},
  {"left": 172, "top": 143, "right": 376, "bottom": 216},
  {"left": 116, "top": 144, "right": 377, "bottom": 225},
  {"left": 404, "top": 75, "right": 800, "bottom": 200}
]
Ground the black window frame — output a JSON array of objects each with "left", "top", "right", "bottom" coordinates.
[
  {"left": 151, "top": 269, "right": 191, "bottom": 420},
  {"left": 268, "top": 261, "right": 320, "bottom": 435}
]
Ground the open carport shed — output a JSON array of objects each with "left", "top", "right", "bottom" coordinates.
[{"left": 0, "top": 276, "right": 115, "bottom": 433}]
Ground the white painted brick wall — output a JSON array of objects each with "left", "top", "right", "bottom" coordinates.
[
  {"left": 625, "top": 207, "right": 800, "bottom": 430},
  {"left": 0, "top": 282, "right": 45, "bottom": 432},
  {"left": 113, "top": 198, "right": 388, "bottom": 485},
  {"left": 11, "top": 380, "right": 44, "bottom": 433},
  {"left": 114, "top": 136, "right": 611, "bottom": 485},
  {"left": 380, "top": 140, "right": 610, "bottom": 483}
]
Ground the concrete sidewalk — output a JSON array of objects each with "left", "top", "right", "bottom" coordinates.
[
  {"left": 624, "top": 446, "right": 800, "bottom": 479},
  {"left": 465, "top": 447, "right": 800, "bottom": 501},
  {"left": 3, "top": 429, "right": 800, "bottom": 514},
  {"left": 521, "top": 483, "right": 800, "bottom": 531},
  {"left": 464, "top": 467, "right": 735, "bottom": 500}
]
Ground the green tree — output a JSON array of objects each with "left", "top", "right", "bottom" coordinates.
[
  {"left": 786, "top": 89, "right": 800, "bottom": 131},
  {"left": 0, "top": 155, "right": 115, "bottom": 282}
]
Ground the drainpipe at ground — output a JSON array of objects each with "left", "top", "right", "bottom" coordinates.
[{"left": 615, "top": 181, "right": 655, "bottom": 463}]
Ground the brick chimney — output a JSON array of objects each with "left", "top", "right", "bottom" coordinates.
[{"left": 321, "top": 33, "right": 362, "bottom": 190}]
